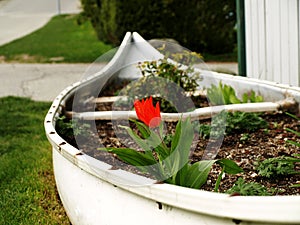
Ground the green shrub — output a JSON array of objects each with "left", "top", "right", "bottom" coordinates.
[
  {"left": 119, "top": 55, "right": 201, "bottom": 112},
  {"left": 80, "top": 0, "right": 236, "bottom": 54}
]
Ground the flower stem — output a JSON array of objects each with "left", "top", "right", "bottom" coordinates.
[
  {"left": 157, "top": 123, "right": 169, "bottom": 152},
  {"left": 214, "top": 167, "right": 225, "bottom": 192}
]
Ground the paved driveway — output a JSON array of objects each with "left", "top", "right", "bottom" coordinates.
[
  {"left": 0, "top": 62, "right": 238, "bottom": 102},
  {"left": 0, "top": 0, "right": 84, "bottom": 102},
  {"left": 0, "top": 0, "right": 81, "bottom": 46},
  {"left": 0, "top": 63, "right": 88, "bottom": 101}
]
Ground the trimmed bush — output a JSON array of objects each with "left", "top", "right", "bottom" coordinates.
[{"left": 81, "top": 0, "right": 236, "bottom": 54}]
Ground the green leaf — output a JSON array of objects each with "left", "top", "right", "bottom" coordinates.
[
  {"left": 253, "top": 95, "right": 263, "bottom": 103},
  {"left": 256, "top": 156, "right": 299, "bottom": 178},
  {"left": 167, "top": 150, "right": 182, "bottom": 183},
  {"left": 98, "top": 147, "right": 162, "bottom": 177},
  {"left": 291, "top": 183, "right": 300, "bottom": 188},
  {"left": 286, "top": 112, "right": 300, "bottom": 121},
  {"left": 207, "top": 82, "right": 263, "bottom": 106},
  {"left": 168, "top": 118, "right": 194, "bottom": 174},
  {"left": 170, "top": 119, "right": 182, "bottom": 152},
  {"left": 98, "top": 147, "right": 157, "bottom": 167},
  {"left": 119, "top": 125, "right": 151, "bottom": 151},
  {"left": 242, "top": 93, "right": 249, "bottom": 103},
  {"left": 207, "top": 83, "right": 224, "bottom": 105},
  {"left": 222, "top": 85, "right": 231, "bottom": 104},
  {"left": 184, "top": 160, "right": 216, "bottom": 189},
  {"left": 129, "top": 120, "right": 170, "bottom": 159},
  {"left": 216, "top": 159, "right": 243, "bottom": 174},
  {"left": 286, "top": 128, "right": 300, "bottom": 137},
  {"left": 229, "top": 94, "right": 241, "bottom": 104},
  {"left": 286, "top": 140, "right": 300, "bottom": 147},
  {"left": 174, "top": 163, "right": 189, "bottom": 185},
  {"left": 226, "top": 178, "right": 273, "bottom": 196},
  {"left": 133, "top": 120, "right": 151, "bottom": 139}
]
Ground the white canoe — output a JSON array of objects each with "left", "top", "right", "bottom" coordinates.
[{"left": 45, "top": 32, "right": 300, "bottom": 225}]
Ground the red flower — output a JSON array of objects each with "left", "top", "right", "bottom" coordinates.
[{"left": 134, "top": 96, "right": 161, "bottom": 128}]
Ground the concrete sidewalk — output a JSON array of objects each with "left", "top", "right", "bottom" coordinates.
[{"left": 0, "top": 62, "right": 238, "bottom": 102}]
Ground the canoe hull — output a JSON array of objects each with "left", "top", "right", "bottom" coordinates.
[{"left": 45, "top": 32, "right": 300, "bottom": 225}]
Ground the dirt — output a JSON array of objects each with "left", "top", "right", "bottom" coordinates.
[
  {"left": 57, "top": 82, "right": 300, "bottom": 196},
  {"left": 199, "top": 112, "right": 300, "bottom": 195}
]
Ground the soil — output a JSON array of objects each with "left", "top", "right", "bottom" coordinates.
[{"left": 58, "top": 87, "right": 300, "bottom": 196}]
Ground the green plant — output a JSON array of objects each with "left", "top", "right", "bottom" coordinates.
[
  {"left": 56, "top": 116, "right": 91, "bottom": 138},
  {"left": 198, "top": 124, "right": 212, "bottom": 139},
  {"left": 285, "top": 112, "right": 300, "bottom": 147},
  {"left": 225, "top": 111, "right": 267, "bottom": 133},
  {"left": 206, "top": 82, "right": 263, "bottom": 106},
  {"left": 256, "top": 155, "right": 300, "bottom": 178},
  {"left": 207, "top": 82, "right": 240, "bottom": 105},
  {"left": 242, "top": 90, "right": 264, "bottom": 103},
  {"left": 198, "top": 111, "right": 268, "bottom": 139},
  {"left": 239, "top": 133, "right": 250, "bottom": 143},
  {"left": 99, "top": 97, "right": 242, "bottom": 189},
  {"left": 120, "top": 54, "right": 202, "bottom": 113},
  {"left": 284, "top": 113, "right": 300, "bottom": 187},
  {"left": 214, "top": 159, "right": 243, "bottom": 192},
  {"left": 81, "top": 0, "right": 236, "bottom": 55},
  {"left": 226, "top": 178, "right": 274, "bottom": 196},
  {"left": 138, "top": 56, "right": 200, "bottom": 92}
]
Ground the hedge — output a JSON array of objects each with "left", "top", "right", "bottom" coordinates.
[{"left": 80, "top": 0, "right": 236, "bottom": 54}]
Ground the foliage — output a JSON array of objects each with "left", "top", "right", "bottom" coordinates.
[
  {"left": 120, "top": 55, "right": 201, "bottom": 113},
  {"left": 214, "top": 159, "right": 244, "bottom": 192},
  {"left": 139, "top": 55, "right": 201, "bottom": 92},
  {"left": 256, "top": 155, "right": 300, "bottom": 178},
  {"left": 207, "top": 82, "right": 240, "bottom": 105},
  {"left": 242, "top": 90, "right": 264, "bottom": 103},
  {"left": 101, "top": 118, "right": 202, "bottom": 187},
  {"left": 56, "top": 116, "right": 91, "bottom": 138},
  {"left": 239, "top": 133, "right": 250, "bottom": 143},
  {"left": 198, "top": 124, "right": 211, "bottom": 139},
  {"left": 225, "top": 111, "right": 268, "bottom": 133},
  {"left": 285, "top": 112, "right": 300, "bottom": 147},
  {"left": 284, "top": 113, "right": 300, "bottom": 187},
  {"left": 80, "top": 0, "right": 236, "bottom": 55},
  {"left": 199, "top": 111, "right": 268, "bottom": 139},
  {"left": 100, "top": 118, "right": 242, "bottom": 189},
  {"left": 100, "top": 97, "right": 242, "bottom": 189},
  {"left": 0, "top": 97, "right": 69, "bottom": 224},
  {"left": 207, "top": 82, "right": 264, "bottom": 106},
  {"left": 226, "top": 178, "right": 274, "bottom": 196},
  {"left": 0, "top": 14, "right": 112, "bottom": 63}
]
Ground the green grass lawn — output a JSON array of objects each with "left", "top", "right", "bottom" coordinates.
[
  {"left": 0, "top": 13, "right": 236, "bottom": 63},
  {"left": 0, "top": 97, "right": 70, "bottom": 224},
  {"left": 0, "top": 14, "right": 113, "bottom": 63}
]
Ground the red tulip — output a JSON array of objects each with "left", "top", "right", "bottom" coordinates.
[{"left": 134, "top": 96, "right": 161, "bottom": 128}]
